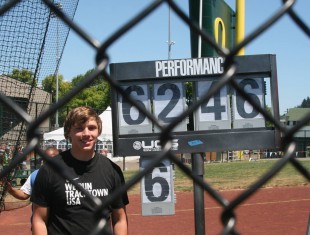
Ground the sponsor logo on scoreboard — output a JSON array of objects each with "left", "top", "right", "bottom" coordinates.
[{"left": 133, "top": 139, "right": 179, "bottom": 152}]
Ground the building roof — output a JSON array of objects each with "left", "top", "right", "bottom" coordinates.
[{"left": 286, "top": 108, "right": 310, "bottom": 125}]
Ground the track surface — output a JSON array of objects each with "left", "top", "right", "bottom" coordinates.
[{"left": 0, "top": 186, "right": 309, "bottom": 235}]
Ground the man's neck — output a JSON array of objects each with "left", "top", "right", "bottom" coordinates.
[{"left": 70, "top": 149, "right": 95, "bottom": 161}]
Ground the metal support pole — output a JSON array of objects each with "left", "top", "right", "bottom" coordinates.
[
  {"left": 191, "top": 152, "right": 205, "bottom": 235},
  {"left": 55, "top": 12, "right": 60, "bottom": 128},
  {"left": 53, "top": 2, "right": 62, "bottom": 129},
  {"left": 306, "top": 213, "right": 310, "bottom": 235},
  {"left": 236, "top": 0, "right": 245, "bottom": 55},
  {"left": 123, "top": 156, "right": 126, "bottom": 171},
  {"left": 167, "top": 5, "right": 175, "bottom": 59}
]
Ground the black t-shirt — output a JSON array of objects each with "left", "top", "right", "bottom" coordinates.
[{"left": 31, "top": 150, "right": 129, "bottom": 235}]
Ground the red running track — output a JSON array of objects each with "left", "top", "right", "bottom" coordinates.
[{"left": 0, "top": 186, "right": 309, "bottom": 235}]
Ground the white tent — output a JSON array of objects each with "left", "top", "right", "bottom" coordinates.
[
  {"left": 98, "top": 106, "right": 113, "bottom": 141},
  {"left": 43, "top": 107, "right": 113, "bottom": 150},
  {"left": 43, "top": 127, "right": 65, "bottom": 141}
]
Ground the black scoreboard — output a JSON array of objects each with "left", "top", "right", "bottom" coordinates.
[{"left": 110, "top": 54, "right": 280, "bottom": 157}]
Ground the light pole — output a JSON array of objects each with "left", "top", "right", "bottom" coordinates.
[
  {"left": 167, "top": 6, "right": 175, "bottom": 59},
  {"left": 52, "top": 2, "right": 62, "bottom": 129}
]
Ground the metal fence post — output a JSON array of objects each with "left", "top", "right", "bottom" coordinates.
[{"left": 192, "top": 152, "right": 205, "bottom": 235}]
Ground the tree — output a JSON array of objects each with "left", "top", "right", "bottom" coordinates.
[
  {"left": 69, "top": 69, "right": 111, "bottom": 110},
  {"left": 299, "top": 97, "right": 310, "bottom": 108},
  {"left": 42, "top": 69, "right": 111, "bottom": 127},
  {"left": 8, "top": 68, "right": 37, "bottom": 86},
  {"left": 41, "top": 74, "right": 71, "bottom": 103},
  {"left": 265, "top": 105, "right": 274, "bottom": 127}
]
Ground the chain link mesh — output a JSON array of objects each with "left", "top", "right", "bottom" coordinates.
[{"left": 0, "top": 0, "right": 309, "bottom": 234}]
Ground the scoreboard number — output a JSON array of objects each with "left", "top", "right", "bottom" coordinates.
[
  {"left": 142, "top": 162, "right": 172, "bottom": 203},
  {"left": 195, "top": 80, "right": 231, "bottom": 130},
  {"left": 140, "top": 157, "right": 175, "bottom": 216},
  {"left": 153, "top": 82, "right": 187, "bottom": 132},
  {"left": 232, "top": 78, "right": 265, "bottom": 128},
  {"left": 118, "top": 84, "right": 152, "bottom": 134}
]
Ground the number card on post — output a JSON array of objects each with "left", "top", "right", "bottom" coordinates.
[{"left": 140, "top": 157, "right": 175, "bottom": 216}]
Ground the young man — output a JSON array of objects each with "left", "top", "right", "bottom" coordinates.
[
  {"left": 31, "top": 106, "right": 129, "bottom": 235},
  {"left": 7, "top": 146, "right": 59, "bottom": 200}
]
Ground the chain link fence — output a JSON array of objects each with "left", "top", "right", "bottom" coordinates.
[{"left": 0, "top": 0, "right": 309, "bottom": 234}]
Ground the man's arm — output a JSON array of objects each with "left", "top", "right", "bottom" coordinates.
[
  {"left": 6, "top": 182, "right": 30, "bottom": 200},
  {"left": 111, "top": 206, "right": 128, "bottom": 235},
  {"left": 32, "top": 203, "right": 49, "bottom": 235}
]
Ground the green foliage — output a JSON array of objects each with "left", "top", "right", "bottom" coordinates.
[
  {"left": 41, "top": 68, "right": 111, "bottom": 126},
  {"left": 67, "top": 68, "right": 111, "bottom": 110},
  {"left": 265, "top": 105, "right": 273, "bottom": 127},
  {"left": 298, "top": 96, "right": 310, "bottom": 108},
  {"left": 8, "top": 68, "right": 37, "bottom": 86},
  {"left": 175, "top": 160, "right": 310, "bottom": 191},
  {"left": 41, "top": 74, "right": 71, "bottom": 102},
  {"left": 123, "top": 159, "right": 310, "bottom": 194}
]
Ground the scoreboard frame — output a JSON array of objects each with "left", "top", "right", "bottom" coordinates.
[{"left": 110, "top": 54, "right": 280, "bottom": 157}]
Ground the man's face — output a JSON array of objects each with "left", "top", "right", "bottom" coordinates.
[{"left": 69, "top": 117, "right": 99, "bottom": 152}]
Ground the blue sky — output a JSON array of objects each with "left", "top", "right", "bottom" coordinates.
[{"left": 59, "top": 0, "right": 309, "bottom": 115}]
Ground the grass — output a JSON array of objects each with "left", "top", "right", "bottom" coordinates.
[{"left": 124, "top": 159, "right": 310, "bottom": 195}]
